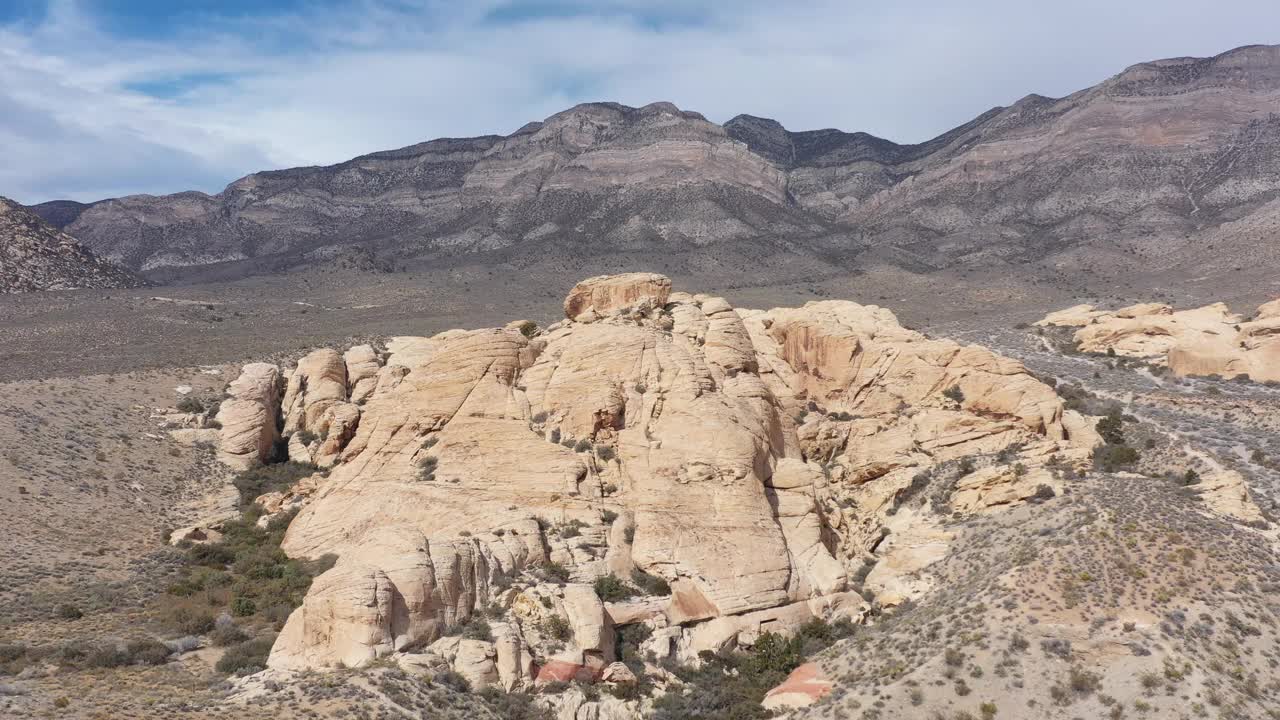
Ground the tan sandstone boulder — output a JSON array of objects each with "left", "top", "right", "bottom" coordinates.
[
  {"left": 343, "top": 344, "right": 382, "bottom": 404},
  {"left": 282, "top": 348, "right": 348, "bottom": 435},
  {"left": 1041, "top": 299, "right": 1280, "bottom": 382},
  {"left": 563, "top": 272, "right": 671, "bottom": 322},
  {"left": 216, "top": 363, "right": 282, "bottom": 468}
]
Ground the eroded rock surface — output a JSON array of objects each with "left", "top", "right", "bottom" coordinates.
[
  {"left": 212, "top": 274, "right": 1096, "bottom": 680},
  {"left": 1038, "top": 299, "right": 1280, "bottom": 382}
]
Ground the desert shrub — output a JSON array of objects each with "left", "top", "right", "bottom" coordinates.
[
  {"left": 631, "top": 569, "right": 671, "bottom": 596},
  {"left": 476, "top": 688, "right": 548, "bottom": 719},
  {"left": 943, "top": 386, "right": 966, "bottom": 404},
  {"left": 1181, "top": 469, "right": 1201, "bottom": 485},
  {"left": 541, "top": 615, "right": 572, "bottom": 641},
  {"left": 596, "top": 445, "right": 616, "bottom": 462},
  {"left": 600, "top": 509, "right": 619, "bottom": 524},
  {"left": 294, "top": 430, "right": 318, "bottom": 446},
  {"left": 230, "top": 596, "right": 257, "bottom": 617},
  {"left": 652, "top": 618, "right": 855, "bottom": 720},
  {"left": 165, "top": 607, "right": 217, "bottom": 636},
  {"left": 124, "top": 638, "right": 172, "bottom": 666},
  {"left": 540, "top": 562, "right": 571, "bottom": 584},
  {"left": 573, "top": 439, "right": 592, "bottom": 453},
  {"left": 215, "top": 636, "right": 274, "bottom": 675},
  {"left": 593, "top": 575, "right": 637, "bottom": 602},
  {"left": 433, "top": 669, "right": 471, "bottom": 693},
  {"left": 85, "top": 644, "right": 129, "bottom": 668},
  {"left": 1096, "top": 410, "right": 1125, "bottom": 446},
  {"left": 557, "top": 519, "right": 587, "bottom": 539},
  {"left": 1031, "top": 484, "right": 1056, "bottom": 501},
  {"left": 1069, "top": 666, "right": 1102, "bottom": 694},
  {"left": 232, "top": 461, "right": 321, "bottom": 506},
  {"left": 210, "top": 623, "right": 248, "bottom": 647},
  {"left": 55, "top": 603, "right": 83, "bottom": 620},
  {"left": 616, "top": 623, "right": 653, "bottom": 670},
  {"left": 1093, "top": 444, "right": 1139, "bottom": 472},
  {"left": 176, "top": 396, "right": 204, "bottom": 414},
  {"left": 459, "top": 617, "right": 493, "bottom": 642},
  {"left": 160, "top": 508, "right": 333, "bottom": 639}
]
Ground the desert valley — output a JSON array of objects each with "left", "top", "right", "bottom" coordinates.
[{"left": 2, "top": 31, "right": 1280, "bottom": 720}]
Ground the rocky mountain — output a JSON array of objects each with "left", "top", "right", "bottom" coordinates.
[
  {"left": 0, "top": 196, "right": 144, "bottom": 293},
  {"left": 29, "top": 44, "right": 1280, "bottom": 285}
]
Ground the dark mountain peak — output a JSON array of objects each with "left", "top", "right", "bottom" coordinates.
[
  {"left": 1104, "top": 43, "right": 1280, "bottom": 97},
  {"left": 0, "top": 197, "right": 145, "bottom": 293},
  {"left": 724, "top": 114, "right": 794, "bottom": 165}
]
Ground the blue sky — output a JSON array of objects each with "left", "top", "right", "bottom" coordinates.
[{"left": 1, "top": 0, "right": 1277, "bottom": 203}]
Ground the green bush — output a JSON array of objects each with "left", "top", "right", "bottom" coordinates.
[
  {"left": 1093, "top": 444, "right": 1139, "bottom": 472},
  {"left": 631, "top": 569, "right": 671, "bottom": 596},
  {"left": 593, "top": 574, "right": 637, "bottom": 602},
  {"left": 124, "top": 638, "right": 172, "bottom": 666},
  {"left": 230, "top": 596, "right": 257, "bottom": 617},
  {"left": 215, "top": 637, "right": 275, "bottom": 675},
  {"left": 1096, "top": 410, "right": 1125, "bottom": 446},
  {"left": 433, "top": 669, "right": 471, "bottom": 693},
  {"left": 540, "top": 562, "right": 571, "bottom": 584},
  {"left": 56, "top": 603, "right": 83, "bottom": 620},
  {"left": 232, "top": 461, "right": 322, "bottom": 506},
  {"left": 176, "top": 396, "right": 205, "bottom": 414},
  {"left": 943, "top": 386, "right": 965, "bottom": 404},
  {"left": 541, "top": 615, "right": 572, "bottom": 641},
  {"left": 210, "top": 623, "right": 249, "bottom": 647},
  {"left": 652, "top": 618, "right": 856, "bottom": 720}
]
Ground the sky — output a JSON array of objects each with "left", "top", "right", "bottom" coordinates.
[{"left": 1, "top": 0, "right": 1276, "bottom": 204}]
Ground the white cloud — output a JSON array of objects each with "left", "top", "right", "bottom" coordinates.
[{"left": 2, "top": 0, "right": 1277, "bottom": 203}]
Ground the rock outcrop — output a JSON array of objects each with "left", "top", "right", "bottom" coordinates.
[
  {"left": 215, "top": 363, "right": 282, "bottom": 469},
  {"left": 1038, "top": 299, "right": 1280, "bottom": 382},
  {"left": 0, "top": 196, "right": 143, "bottom": 293},
  {"left": 212, "top": 274, "right": 1096, "bottom": 684}
]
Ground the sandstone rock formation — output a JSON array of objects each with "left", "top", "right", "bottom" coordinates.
[
  {"left": 215, "top": 363, "right": 282, "bottom": 469},
  {"left": 1037, "top": 299, "right": 1280, "bottom": 382},
  {"left": 213, "top": 274, "right": 1097, "bottom": 689}
]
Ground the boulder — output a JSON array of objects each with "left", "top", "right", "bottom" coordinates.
[
  {"left": 1040, "top": 300, "right": 1280, "bottom": 382},
  {"left": 343, "top": 345, "right": 381, "bottom": 404},
  {"left": 282, "top": 349, "right": 348, "bottom": 435},
  {"left": 215, "top": 363, "right": 281, "bottom": 468},
  {"left": 563, "top": 273, "right": 671, "bottom": 322},
  {"left": 762, "top": 662, "right": 833, "bottom": 710}
]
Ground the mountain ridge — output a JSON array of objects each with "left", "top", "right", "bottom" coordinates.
[
  {"left": 0, "top": 196, "right": 145, "bottom": 293},
  {"left": 25, "top": 43, "right": 1280, "bottom": 290}
]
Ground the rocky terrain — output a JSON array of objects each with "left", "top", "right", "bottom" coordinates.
[
  {"left": 0, "top": 197, "right": 143, "bottom": 293},
  {"left": 26, "top": 45, "right": 1280, "bottom": 304},
  {"left": 2, "top": 39, "right": 1280, "bottom": 720},
  {"left": 1036, "top": 299, "right": 1280, "bottom": 382},
  {"left": 4, "top": 273, "right": 1276, "bottom": 720}
]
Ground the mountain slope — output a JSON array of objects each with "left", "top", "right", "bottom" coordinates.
[
  {"left": 0, "top": 197, "right": 145, "bottom": 293},
  {"left": 29, "top": 44, "right": 1280, "bottom": 286}
]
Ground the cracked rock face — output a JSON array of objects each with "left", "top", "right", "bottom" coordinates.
[{"left": 215, "top": 273, "right": 1096, "bottom": 674}]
